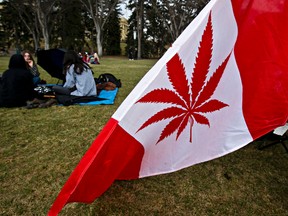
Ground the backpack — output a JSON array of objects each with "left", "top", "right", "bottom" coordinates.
[{"left": 95, "top": 73, "right": 122, "bottom": 88}]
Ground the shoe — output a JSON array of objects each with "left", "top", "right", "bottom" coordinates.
[
  {"left": 27, "top": 98, "right": 45, "bottom": 105},
  {"left": 26, "top": 99, "right": 43, "bottom": 109},
  {"left": 25, "top": 103, "right": 39, "bottom": 109},
  {"left": 39, "top": 99, "right": 57, "bottom": 108}
]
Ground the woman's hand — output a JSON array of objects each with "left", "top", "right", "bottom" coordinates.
[{"left": 27, "top": 60, "right": 33, "bottom": 67}]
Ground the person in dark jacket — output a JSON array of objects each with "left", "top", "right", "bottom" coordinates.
[{"left": 0, "top": 54, "right": 38, "bottom": 107}]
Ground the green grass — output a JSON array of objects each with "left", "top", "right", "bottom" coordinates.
[{"left": 0, "top": 56, "right": 287, "bottom": 215}]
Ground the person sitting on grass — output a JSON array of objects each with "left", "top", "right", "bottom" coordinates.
[
  {"left": 0, "top": 54, "right": 39, "bottom": 107},
  {"left": 23, "top": 50, "right": 46, "bottom": 85},
  {"left": 90, "top": 52, "right": 100, "bottom": 64},
  {"left": 34, "top": 50, "right": 97, "bottom": 108},
  {"left": 53, "top": 50, "right": 97, "bottom": 97}
]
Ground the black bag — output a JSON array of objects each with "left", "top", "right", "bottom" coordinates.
[{"left": 95, "top": 73, "right": 122, "bottom": 88}]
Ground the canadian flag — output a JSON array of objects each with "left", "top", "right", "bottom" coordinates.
[{"left": 49, "top": 0, "right": 288, "bottom": 215}]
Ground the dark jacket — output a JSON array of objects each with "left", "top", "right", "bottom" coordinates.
[{"left": 0, "top": 54, "right": 37, "bottom": 107}]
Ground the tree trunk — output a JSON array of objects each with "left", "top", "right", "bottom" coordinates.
[
  {"left": 11, "top": 1, "right": 41, "bottom": 52},
  {"left": 43, "top": 28, "right": 50, "bottom": 50},
  {"left": 35, "top": 0, "right": 57, "bottom": 50},
  {"left": 92, "top": 15, "right": 102, "bottom": 56},
  {"left": 136, "top": 0, "right": 143, "bottom": 59},
  {"left": 80, "top": 0, "right": 119, "bottom": 57},
  {"left": 31, "top": 33, "right": 40, "bottom": 52},
  {"left": 96, "top": 29, "right": 103, "bottom": 56},
  {"left": 38, "top": 11, "right": 50, "bottom": 50}
]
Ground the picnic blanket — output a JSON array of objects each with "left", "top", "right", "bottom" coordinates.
[
  {"left": 78, "top": 88, "right": 118, "bottom": 105},
  {"left": 35, "top": 84, "right": 119, "bottom": 106}
]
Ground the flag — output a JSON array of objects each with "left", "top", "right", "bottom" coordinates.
[{"left": 48, "top": 0, "right": 288, "bottom": 214}]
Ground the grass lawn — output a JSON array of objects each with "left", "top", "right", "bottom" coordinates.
[{"left": 0, "top": 56, "right": 287, "bottom": 215}]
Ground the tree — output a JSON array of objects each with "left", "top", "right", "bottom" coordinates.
[
  {"left": 3, "top": 0, "right": 62, "bottom": 50},
  {"left": 103, "top": 3, "right": 121, "bottom": 55},
  {"left": 153, "top": 0, "right": 210, "bottom": 42},
  {"left": 35, "top": 0, "right": 60, "bottom": 50},
  {"left": 1, "top": 0, "right": 33, "bottom": 53},
  {"left": 0, "top": 0, "right": 211, "bottom": 57},
  {"left": 2, "top": 0, "right": 41, "bottom": 52},
  {"left": 125, "top": 10, "right": 136, "bottom": 58},
  {"left": 135, "top": 0, "right": 144, "bottom": 59},
  {"left": 145, "top": 0, "right": 171, "bottom": 57},
  {"left": 79, "top": 0, "right": 121, "bottom": 56},
  {"left": 126, "top": 0, "right": 210, "bottom": 59},
  {"left": 127, "top": 0, "right": 144, "bottom": 59},
  {"left": 56, "top": 0, "right": 86, "bottom": 50}
]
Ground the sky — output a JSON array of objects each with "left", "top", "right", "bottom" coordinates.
[{"left": 120, "top": 0, "right": 132, "bottom": 19}]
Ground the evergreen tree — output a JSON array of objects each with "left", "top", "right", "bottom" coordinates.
[
  {"left": 79, "top": 0, "right": 119, "bottom": 56},
  {"left": 103, "top": 3, "right": 121, "bottom": 55},
  {"left": 126, "top": 0, "right": 145, "bottom": 59},
  {"left": 0, "top": 1, "right": 32, "bottom": 53},
  {"left": 145, "top": 0, "right": 171, "bottom": 58},
  {"left": 55, "top": 0, "right": 85, "bottom": 51}
]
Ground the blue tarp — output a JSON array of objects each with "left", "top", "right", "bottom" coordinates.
[{"left": 78, "top": 88, "right": 118, "bottom": 105}]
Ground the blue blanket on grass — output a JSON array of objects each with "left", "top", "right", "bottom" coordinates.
[
  {"left": 37, "top": 84, "right": 119, "bottom": 105},
  {"left": 78, "top": 88, "right": 118, "bottom": 105}
]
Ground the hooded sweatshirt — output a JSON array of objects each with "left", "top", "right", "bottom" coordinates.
[{"left": 0, "top": 54, "right": 36, "bottom": 107}]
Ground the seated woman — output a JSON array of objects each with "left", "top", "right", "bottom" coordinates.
[
  {"left": 90, "top": 52, "right": 100, "bottom": 64},
  {"left": 53, "top": 50, "right": 97, "bottom": 97},
  {"left": 23, "top": 50, "right": 45, "bottom": 85},
  {"left": 0, "top": 54, "right": 38, "bottom": 107},
  {"left": 82, "top": 52, "right": 90, "bottom": 64}
]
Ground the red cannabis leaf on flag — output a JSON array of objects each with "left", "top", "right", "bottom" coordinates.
[{"left": 136, "top": 12, "right": 231, "bottom": 144}]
